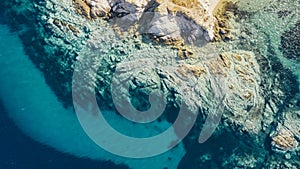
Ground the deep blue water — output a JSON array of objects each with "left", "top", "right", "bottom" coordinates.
[
  {"left": 0, "top": 1, "right": 299, "bottom": 169},
  {"left": 0, "top": 100, "right": 129, "bottom": 169},
  {"left": 0, "top": 1, "right": 127, "bottom": 167},
  {"left": 0, "top": 23, "right": 183, "bottom": 169},
  {"left": 0, "top": 4, "right": 128, "bottom": 167}
]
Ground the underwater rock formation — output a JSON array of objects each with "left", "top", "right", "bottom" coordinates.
[
  {"left": 280, "top": 21, "right": 300, "bottom": 61},
  {"left": 271, "top": 109, "right": 300, "bottom": 153},
  {"left": 1, "top": 0, "right": 300, "bottom": 168},
  {"left": 0, "top": 25, "right": 186, "bottom": 169},
  {"left": 271, "top": 125, "right": 299, "bottom": 153}
]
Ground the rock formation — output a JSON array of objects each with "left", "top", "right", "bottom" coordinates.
[
  {"left": 1, "top": 0, "right": 300, "bottom": 168},
  {"left": 73, "top": 0, "right": 221, "bottom": 45},
  {"left": 280, "top": 21, "right": 300, "bottom": 61}
]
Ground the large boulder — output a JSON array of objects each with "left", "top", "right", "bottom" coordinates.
[{"left": 77, "top": 0, "right": 219, "bottom": 45}]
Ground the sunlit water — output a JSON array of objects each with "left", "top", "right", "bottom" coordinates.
[{"left": 0, "top": 0, "right": 299, "bottom": 169}]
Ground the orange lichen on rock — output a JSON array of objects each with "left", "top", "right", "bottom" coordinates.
[
  {"left": 68, "top": 24, "right": 80, "bottom": 34},
  {"left": 52, "top": 18, "right": 80, "bottom": 34},
  {"left": 271, "top": 127, "right": 299, "bottom": 152},
  {"left": 72, "top": 0, "right": 111, "bottom": 19},
  {"left": 213, "top": 0, "right": 237, "bottom": 41},
  {"left": 177, "top": 47, "right": 194, "bottom": 60},
  {"left": 243, "top": 90, "right": 252, "bottom": 99},
  {"left": 157, "top": 0, "right": 215, "bottom": 40},
  {"left": 209, "top": 60, "right": 227, "bottom": 77},
  {"left": 185, "top": 64, "right": 207, "bottom": 77},
  {"left": 232, "top": 53, "right": 243, "bottom": 61},
  {"left": 218, "top": 53, "right": 232, "bottom": 68},
  {"left": 170, "top": 0, "right": 200, "bottom": 9},
  {"left": 177, "top": 64, "right": 206, "bottom": 78},
  {"left": 235, "top": 65, "right": 247, "bottom": 75},
  {"left": 73, "top": 0, "right": 91, "bottom": 19}
]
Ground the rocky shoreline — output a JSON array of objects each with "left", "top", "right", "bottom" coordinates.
[{"left": 1, "top": 0, "right": 299, "bottom": 168}]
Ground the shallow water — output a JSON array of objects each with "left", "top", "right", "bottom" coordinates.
[
  {"left": 0, "top": 25, "right": 127, "bottom": 169},
  {"left": 0, "top": 101, "right": 130, "bottom": 169},
  {"left": 0, "top": 24, "right": 186, "bottom": 169},
  {"left": 0, "top": 0, "right": 299, "bottom": 169}
]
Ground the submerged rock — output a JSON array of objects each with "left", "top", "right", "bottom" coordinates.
[
  {"left": 271, "top": 125, "right": 299, "bottom": 153},
  {"left": 271, "top": 109, "right": 300, "bottom": 153},
  {"left": 280, "top": 21, "right": 300, "bottom": 61},
  {"left": 2, "top": 0, "right": 300, "bottom": 168},
  {"left": 109, "top": 49, "right": 263, "bottom": 117}
]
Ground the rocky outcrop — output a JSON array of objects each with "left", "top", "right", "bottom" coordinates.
[
  {"left": 3, "top": 0, "right": 300, "bottom": 168},
  {"left": 110, "top": 50, "right": 263, "bottom": 117},
  {"left": 213, "top": 1, "right": 237, "bottom": 41},
  {"left": 271, "top": 125, "right": 299, "bottom": 153},
  {"left": 72, "top": 0, "right": 240, "bottom": 45},
  {"left": 73, "top": 0, "right": 219, "bottom": 45},
  {"left": 271, "top": 109, "right": 300, "bottom": 153},
  {"left": 73, "top": 0, "right": 111, "bottom": 19}
]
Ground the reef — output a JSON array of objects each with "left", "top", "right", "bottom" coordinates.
[
  {"left": 1, "top": 0, "right": 300, "bottom": 168},
  {"left": 280, "top": 21, "right": 300, "bottom": 61}
]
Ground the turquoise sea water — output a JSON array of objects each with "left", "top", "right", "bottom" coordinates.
[
  {"left": 0, "top": 24, "right": 186, "bottom": 169},
  {"left": 0, "top": 25, "right": 128, "bottom": 169},
  {"left": 0, "top": 0, "right": 299, "bottom": 169}
]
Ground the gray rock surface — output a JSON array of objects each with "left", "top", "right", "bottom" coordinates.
[{"left": 80, "top": 0, "right": 217, "bottom": 45}]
